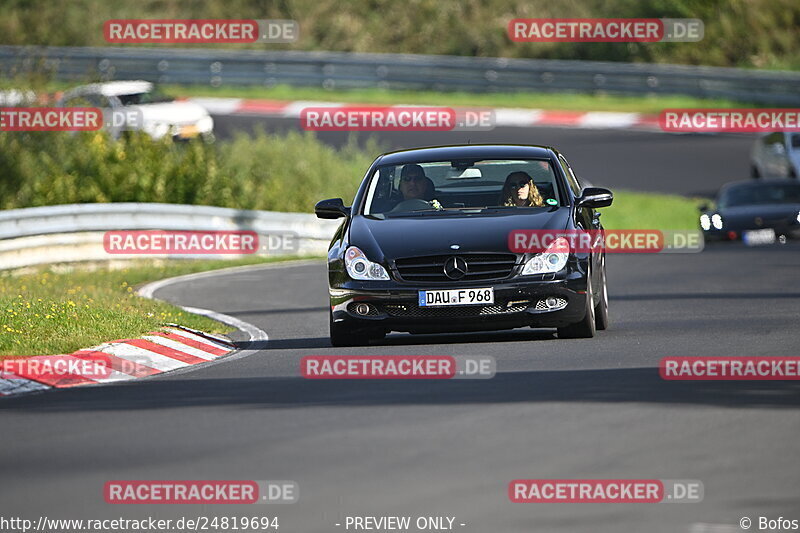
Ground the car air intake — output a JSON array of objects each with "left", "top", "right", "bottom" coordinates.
[
  {"left": 394, "top": 253, "right": 517, "bottom": 283},
  {"left": 383, "top": 302, "right": 528, "bottom": 318}
]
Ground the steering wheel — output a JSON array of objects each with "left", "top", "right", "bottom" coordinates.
[{"left": 390, "top": 199, "right": 432, "bottom": 212}]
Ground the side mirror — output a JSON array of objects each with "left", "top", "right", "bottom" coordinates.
[
  {"left": 315, "top": 198, "right": 350, "bottom": 219},
  {"left": 576, "top": 187, "right": 613, "bottom": 209}
]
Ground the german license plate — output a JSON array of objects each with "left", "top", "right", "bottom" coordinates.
[
  {"left": 743, "top": 228, "right": 776, "bottom": 246},
  {"left": 418, "top": 288, "right": 494, "bottom": 307}
]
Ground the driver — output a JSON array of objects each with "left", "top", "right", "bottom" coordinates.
[{"left": 399, "top": 164, "right": 433, "bottom": 200}]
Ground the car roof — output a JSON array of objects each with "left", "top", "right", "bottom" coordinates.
[
  {"left": 375, "top": 144, "right": 556, "bottom": 166},
  {"left": 68, "top": 80, "right": 153, "bottom": 97},
  {"left": 719, "top": 179, "right": 800, "bottom": 195},
  {"left": 721, "top": 179, "right": 800, "bottom": 189}
]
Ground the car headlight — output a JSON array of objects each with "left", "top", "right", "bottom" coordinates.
[
  {"left": 521, "top": 237, "right": 570, "bottom": 275},
  {"left": 345, "top": 246, "right": 390, "bottom": 281},
  {"left": 700, "top": 214, "right": 711, "bottom": 231},
  {"left": 796, "top": 211, "right": 800, "bottom": 224},
  {"left": 711, "top": 213, "right": 723, "bottom": 230}
]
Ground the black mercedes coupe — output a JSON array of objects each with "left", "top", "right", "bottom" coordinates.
[
  {"left": 315, "top": 144, "right": 614, "bottom": 346},
  {"left": 699, "top": 179, "right": 800, "bottom": 244}
]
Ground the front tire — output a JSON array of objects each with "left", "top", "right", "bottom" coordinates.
[
  {"left": 329, "top": 310, "right": 384, "bottom": 347},
  {"left": 594, "top": 260, "right": 609, "bottom": 331},
  {"left": 557, "top": 269, "right": 596, "bottom": 339}
]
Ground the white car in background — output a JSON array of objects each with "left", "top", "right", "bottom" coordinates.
[
  {"left": 0, "top": 89, "right": 37, "bottom": 106},
  {"left": 58, "top": 81, "right": 214, "bottom": 141},
  {"left": 750, "top": 132, "right": 800, "bottom": 179}
]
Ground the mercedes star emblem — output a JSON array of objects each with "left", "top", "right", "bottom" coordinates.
[{"left": 444, "top": 256, "right": 468, "bottom": 280}]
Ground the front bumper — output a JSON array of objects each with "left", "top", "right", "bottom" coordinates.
[
  {"left": 329, "top": 268, "right": 589, "bottom": 334},
  {"left": 702, "top": 225, "right": 800, "bottom": 241}
]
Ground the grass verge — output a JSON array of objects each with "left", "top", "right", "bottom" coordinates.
[
  {"left": 166, "top": 84, "right": 747, "bottom": 114},
  {"left": 0, "top": 255, "right": 317, "bottom": 357},
  {"left": 601, "top": 190, "right": 703, "bottom": 230}
]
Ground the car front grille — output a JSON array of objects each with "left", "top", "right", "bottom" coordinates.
[
  {"left": 382, "top": 301, "right": 528, "bottom": 318},
  {"left": 393, "top": 253, "right": 518, "bottom": 283}
]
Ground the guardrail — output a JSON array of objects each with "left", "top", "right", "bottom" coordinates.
[
  {"left": 1, "top": 45, "right": 799, "bottom": 105},
  {"left": 0, "top": 203, "right": 338, "bottom": 270}
]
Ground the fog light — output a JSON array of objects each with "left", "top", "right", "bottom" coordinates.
[
  {"left": 355, "top": 303, "right": 372, "bottom": 316},
  {"left": 534, "top": 296, "right": 567, "bottom": 312}
]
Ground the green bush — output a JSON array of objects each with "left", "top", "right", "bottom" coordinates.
[
  {"left": 0, "top": 129, "right": 380, "bottom": 211},
  {"left": 0, "top": 0, "right": 798, "bottom": 69},
  {"left": 0, "top": 129, "right": 700, "bottom": 231}
]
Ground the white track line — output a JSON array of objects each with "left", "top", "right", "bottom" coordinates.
[
  {"left": 142, "top": 335, "right": 220, "bottom": 361},
  {"left": 134, "top": 261, "right": 314, "bottom": 378},
  {"left": 97, "top": 342, "right": 190, "bottom": 372},
  {"left": 164, "top": 328, "right": 234, "bottom": 351},
  {"left": 137, "top": 259, "right": 318, "bottom": 300}
]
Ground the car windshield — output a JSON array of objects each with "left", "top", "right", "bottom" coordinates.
[
  {"left": 719, "top": 183, "right": 800, "bottom": 208},
  {"left": 363, "top": 158, "right": 561, "bottom": 216},
  {"left": 116, "top": 90, "right": 173, "bottom": 106}
]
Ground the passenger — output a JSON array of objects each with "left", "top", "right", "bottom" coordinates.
[{"left": 501, "top": 171, "right": 545, "bottom": 207}]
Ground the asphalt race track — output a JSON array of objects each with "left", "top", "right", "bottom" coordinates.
[
  {"left": 2, "top": 244, "right": 800, "bottom": 532},
  {"left": 1, "top": 121, "right": 798, "bottom": 533}
]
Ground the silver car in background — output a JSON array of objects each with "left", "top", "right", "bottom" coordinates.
[
  {"left": 58, "top": 81, "right": 214, "bottom": 141},
  {"left": 750, "top": 131, "right": 800, "bottom": 179}
]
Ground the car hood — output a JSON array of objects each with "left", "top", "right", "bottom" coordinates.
[
  {"left": 349, "top": 208, "right": 570, "bottom": 260},
  {"left": 132, "top": 102, "right": 210, "bottom": 125}
]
